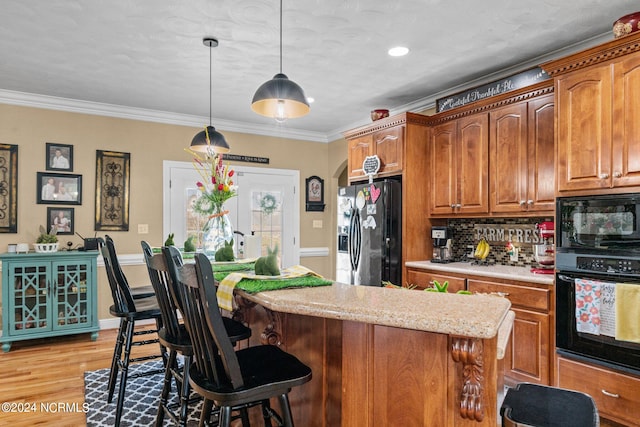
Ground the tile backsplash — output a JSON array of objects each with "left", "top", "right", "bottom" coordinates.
[{"left": 447, "top": 217, "right": 553, "bottom": 268}]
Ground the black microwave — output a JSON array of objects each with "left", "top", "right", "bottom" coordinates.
[{"left": 557, "top": 193, "right": 640, "bottom": 256}]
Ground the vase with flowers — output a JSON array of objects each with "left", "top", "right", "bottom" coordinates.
[{"left": 189, "top": 149, "right": 237, "bottom": 255}]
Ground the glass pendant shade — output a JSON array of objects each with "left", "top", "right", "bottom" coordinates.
[
  {"left": 190, "top": 125, "right": 230, "bottom": 154},
  {"left": 251, "top": 73, "right": 310, "bottom": 122}
]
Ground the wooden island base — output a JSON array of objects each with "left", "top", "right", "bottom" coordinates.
[{"left": 235, "top": 297, "right": 507, "bottom": 427}]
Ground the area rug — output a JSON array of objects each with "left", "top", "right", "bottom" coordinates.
[{"left": 84, "top": 360, "right": 204, "bottom": 426}]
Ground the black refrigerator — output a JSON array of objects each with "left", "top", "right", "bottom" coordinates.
[{"left": 336, "top": 179, "right": 402, "bottom": 286}]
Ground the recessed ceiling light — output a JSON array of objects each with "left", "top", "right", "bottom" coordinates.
[{"left": 388, "top": 46, "right": 409, "bottom": 57}]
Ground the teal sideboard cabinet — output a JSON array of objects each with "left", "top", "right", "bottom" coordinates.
[{"left": 0, "top": 251, "right": 99, "bottom": 352}]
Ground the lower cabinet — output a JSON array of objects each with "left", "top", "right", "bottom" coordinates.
[
  {"left": 405, "top": 267, "right": 553, "bottom": 386},
  {"left": 467, "top": 278, "right": 551, "bottom": 385},
  {"left": 557, "top": 356, "right": 640, "bottom": 426},
  {"left": 405, "top": 268, "right": 466, "bottom": 293},
  {"left": 0, "top": 251, "right": 99, "bottom": 352}
]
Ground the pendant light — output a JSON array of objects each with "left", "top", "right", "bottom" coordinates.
[
  {"left": 190, "top": 37, "right": 230, "bottom": 154},
  {"left": 251, "top": 0, "right": 309, "bottom": 123}
]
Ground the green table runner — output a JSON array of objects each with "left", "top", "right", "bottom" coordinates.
[{"left": 236, "top": 275, "right": 333, "bottom": 294}]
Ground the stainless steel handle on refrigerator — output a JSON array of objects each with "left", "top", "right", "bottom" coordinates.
[{"left": 348, "top": 208, "right": 361, "bottom": 273}]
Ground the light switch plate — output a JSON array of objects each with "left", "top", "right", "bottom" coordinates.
[
  {"left": 138, "top": 224, "right": 149, "bottom": 234},
  {"left": 312, "top": 220, "right": 323, "bottom": 229}
]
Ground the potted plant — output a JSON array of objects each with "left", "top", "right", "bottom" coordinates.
[{"left": 34, "top": 225, "right": 59, "bottom": 253}]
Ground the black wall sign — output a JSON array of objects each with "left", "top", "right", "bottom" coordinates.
[
  {"left": 436, "top": 67, "right": 550, "bottom": 113},
  {"left": 222, "top": 154, "right": 270, "bottom": 164}
]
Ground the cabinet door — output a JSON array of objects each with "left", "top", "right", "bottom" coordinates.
[
  {"left": 504, "top": 308, "right": 550, "bottom": 384},
  {"left": 490, "top": 102, "right": 528, "bottom": 213},
  {"left": 348, "top": 135, "right": 374, "bottom": 179},
  {"left": 556, "top": 63, "right": 613, "bottom": 192},
  {"left": 612, "top": 55, "right": 640, "bottom": 188},
  {"left": 457, "top": 113, "right": 489, "bottom": 214},
  {"left": 526, "top": 94, "right": 555, "bottom": 211},
  {"left": 9, "top": 262, "right": 51, "bottom": 335},
  {"left": 430, "top": 121, "right": 458, "bottom": 215},
  {"left": 405, "top": 268, "right": 466, "bottom": 293},
  {"left": 52, "top": 259, "right": 93, "bottom": 330},
  {"left": 374, "top": 126, "right": 404, "bottom": 175}
]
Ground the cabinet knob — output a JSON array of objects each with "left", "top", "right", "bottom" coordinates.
[
  {"left": 527, "top": 200, "right": 534, "bottom": 205},
  {"left": 451, "top": 204, "right": 456, "bottom": 209},
  {"left": 601, "top": 389, "right": 620, "bottom": 398},
  {"left": 455, "top": 204, "right": 462, "bottom": 208},
  {"left": 519, "top": 200, "right": 526, "bottom": 206},
  {"left": 599, "top": 173, "right": 609, "bottom": 179},
  {"left": 613, "top": 171, "right": 622, "bottom": 178}
]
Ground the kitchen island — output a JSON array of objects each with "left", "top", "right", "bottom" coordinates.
[{"left": 232, "top": 281, "right": 514, "bottom": 426}]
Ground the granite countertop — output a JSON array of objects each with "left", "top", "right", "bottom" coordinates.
[
  {"left": 405, "top": 260, "right": 555, "bottom": 285},
  {"left": 237, "top": 281, "right": 512, "bottom": 345}
]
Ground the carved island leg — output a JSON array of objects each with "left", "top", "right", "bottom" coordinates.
[
  {"left": 233, "top": 296, "right": 283, "bottom": 346},
  {"left": 451, "top": 337, "right": 485, "bottom": 422}
]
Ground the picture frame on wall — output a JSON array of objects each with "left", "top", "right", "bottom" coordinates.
[
  {"left": 47, "top": 207, "right": 74, "bottom": 235},
  {"left": 45, "top": 143, "right": 73, "bottom": 171},
  {"left": 0, "top": 144, "right": 18, "bottom": 233},
  {"left": 36, "top": 172, "right": 82, "bottom": 205},
  {"left": 305, "top": 175, "right": 325, "bottom": 212},
  {"left": 95, "top": 150, "right": 130, "bottom": 231}
]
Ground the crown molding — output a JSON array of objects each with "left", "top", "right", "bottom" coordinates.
[{"left": 0, "top": 89, "right": 329, "bottom": 143}]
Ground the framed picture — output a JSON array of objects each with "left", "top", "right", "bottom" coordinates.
[
  {"left": 0, "top": 144, "right": 18, "bottom": 233},
  {"left": 95, "top": 150, "right": 130, "bottom": 231},
  {"left": 305, "top": 175, "right": 325, "bottom": 212},
  {"left": 45, "top": 143, "right": 73, "bottom": 171},
  {"left": 47, "top": 207, "right": 74, "bottom": 235},
  {"left": 36, "top": 172, "right": 82, "bottom": 205}
]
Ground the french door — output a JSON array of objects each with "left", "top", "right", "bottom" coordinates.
[{"left": 163, "top": 161, "right": 299, "bottom": 267}]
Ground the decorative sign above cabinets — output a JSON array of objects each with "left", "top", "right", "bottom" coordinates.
[{"left": 436, "top": 67, "right": 550, "bottom": 113}]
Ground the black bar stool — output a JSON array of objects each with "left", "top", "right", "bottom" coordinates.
[{"left": 501, "top": 383, "right": 599, "bottom": 427}]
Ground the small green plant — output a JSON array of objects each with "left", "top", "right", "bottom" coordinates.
[{"left": 36, "top": 225, "right": 58, "bottom": 243}]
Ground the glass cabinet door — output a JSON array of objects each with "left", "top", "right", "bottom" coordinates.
[
  {"left": 10, "top": 263, "right": 50, "bottom": 335},
  {"left": 52, "top": 259, "right": 92, "bottom": 330}
]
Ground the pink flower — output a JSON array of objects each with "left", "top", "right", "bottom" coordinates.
[{"left": 196, "top": 181, "right": 203, "bottom": 188}]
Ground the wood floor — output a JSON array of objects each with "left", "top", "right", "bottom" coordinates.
[{"left": 0, "top": 327, "right": 628, "bottom": 427}]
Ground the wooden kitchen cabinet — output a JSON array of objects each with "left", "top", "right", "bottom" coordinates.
[
  {"left": 430, "top": 112, "right": 489, "bottom": 215},
  {"left": 346, "top": 125, "right": 404, "bottom": 180},
  {"left": 489, "top": 94, "right": 555, "bottom": 214},
  {"left": 405, "top": 267, "right": 466, "bottom": 292},
  {"left": 467, "top": 278, "right": 551, "bottom": 385},
  {"left": 557, "top": 356, "right": 640, "bottom": 426},
  {"left": 543, "top": 32, "right": 640, "bottom": 194}
]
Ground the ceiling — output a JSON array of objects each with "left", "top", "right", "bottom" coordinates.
[{"left": 0, "top": 1, "right": 636, "bottom": 142}]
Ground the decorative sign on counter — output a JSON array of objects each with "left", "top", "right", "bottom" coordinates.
[
  {"left": 223, "top": 154, "right": 269, "bottom": 164},
  {"left": 436, "top": 67, "right": 550, "bottom": 113},
  {"left": 474, "top": 224, "right": 543, "bottom": 246}
]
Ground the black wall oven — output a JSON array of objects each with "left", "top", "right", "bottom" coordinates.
[{"left": 556, "top": 194, "right": 640, "bottom": 375}]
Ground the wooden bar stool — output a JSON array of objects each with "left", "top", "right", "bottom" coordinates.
[{"left": 500, "top": 383, "right": 599, "bottom": 427}]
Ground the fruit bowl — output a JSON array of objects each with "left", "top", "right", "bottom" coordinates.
[{"left": 613, "top": 12, "right": 640, "bottom": 39}]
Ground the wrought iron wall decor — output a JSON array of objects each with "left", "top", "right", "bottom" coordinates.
[
  {"left": 0, "top": 144, "right": 18, "bottom": 233},
  {"left": 95, "top": 150, "right": 130, "bottom": 231}
]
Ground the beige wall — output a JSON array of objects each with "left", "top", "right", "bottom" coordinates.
[{"left": 0, "top": 103, "right": 346, "bottom": 321}]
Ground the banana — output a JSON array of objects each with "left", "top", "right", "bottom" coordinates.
[
  {"left": 474, "top": 238, "right": 491, "bottom": 260},
  {"left": 481, "top": 240, "right": 491, "bottom": 259}
]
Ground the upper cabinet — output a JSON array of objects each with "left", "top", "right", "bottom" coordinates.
[
  {"left": 430, "top": 112, "right": 489, "bottom": 215},
  {"left": 346, "top": 122, "right": 405, "bottom": 181},
  {"left": 542, "top": 32, "right": 640, "bottom": 195},
  {"left": 490, "top": 94, "right": 555, "bottom": 213},
  {"left": 428, "top": 81, "right": 555, "bottom": 217}
]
